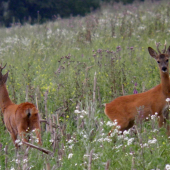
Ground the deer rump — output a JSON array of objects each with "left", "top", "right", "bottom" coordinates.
[{"left": 4, "top": 102, "right": 41, "bottom": 144}]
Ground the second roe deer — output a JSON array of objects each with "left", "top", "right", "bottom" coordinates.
[
  {"left": 104, "top": 43, "right": 170, "bottom": 135},
  {"left": 0, "top": 64, "right": 42, "bottom": 147}
]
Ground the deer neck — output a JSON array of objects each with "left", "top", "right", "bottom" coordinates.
[
  {"left": 0, "top": 83, "right": 13, "bottom": 113},
  {"left": 160, "top": 68, "right": 170, "bottom": 95}
]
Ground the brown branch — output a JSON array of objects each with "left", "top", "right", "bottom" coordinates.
[
  {"left": 22, "top": 141, "right": 53, "bottom": 156},
  {"left": 40, "top": 119, "right": 58, "bottom": 129}
]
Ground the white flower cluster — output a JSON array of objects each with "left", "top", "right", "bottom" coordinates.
[
  {"left": 148, "top": 138, "right": 157, "bottom": 144},
  {"left": 68, "top": 153, "right": 73, "bottom": 159},
  {"left": 74, "top": 109, "right": 87, "bottom": 118},
  {"left": 165, "top": 164, "right": 170, "bottom": 170}
]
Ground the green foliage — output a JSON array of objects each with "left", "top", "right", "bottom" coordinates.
[{"left": 0, "top": 0, "right": 170, "bottom": 169}]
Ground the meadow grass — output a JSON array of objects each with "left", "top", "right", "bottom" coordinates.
[{"left": 1, "top": 0, "right": 170, "bottom": 169}]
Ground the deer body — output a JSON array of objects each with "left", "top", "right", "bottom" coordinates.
[
  {"left": 105, "top": 44, "right": 170, "bottom": 134},
  {"left": 0, "top": 65, "right": 42, "bottom": 147}
]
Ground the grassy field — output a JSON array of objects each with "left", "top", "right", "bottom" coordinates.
[{"left": 1, "top": 0, "right": 170, "bottom": 169}]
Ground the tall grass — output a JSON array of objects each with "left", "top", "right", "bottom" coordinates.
[{"left": 1, "top": 0, "right": 170, "bottom": 169}]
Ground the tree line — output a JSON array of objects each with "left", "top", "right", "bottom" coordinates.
[{"left": 0, "top": 0, "right": 145, "bottom": 27}]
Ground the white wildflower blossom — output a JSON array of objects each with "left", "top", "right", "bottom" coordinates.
[
  {"left": 23, "top": 159, "right": 28, "bottom": 163},
  {"left": 106, "top": 121, "right": 114, "bottom": 127},
  {"left": 69, "top": 144, "right": 74, "bottom": 149},
  {"left": 15, "top": 159, "right": 20, "bottom": 164},
  {"left": 103, "top": 137, "right": 112, "bottom": 142},
  {"left": 80, "top": 115, "right": 84, "bottom": 118},
  {"left": 155, "top": 112, "right": 158, "bottom": 116},
  {"left": 123, "top": 130, "right": 130, "bottom": 135},
  {"left": 166, "top": 98, "right": 170, "bottom": 102},
  {"left": 116, "top": 125, "right": 121, "bottom": 129},
  {"left": 140, "top": 143, "right": 148, "bottom": 148},
  {"left": 49, "top": 139, "right": 54, "bottom": 143},
  {"left": 68, "top": 139, "right": 73, "bottom": 143},
  {"left": 127, "top": 138, "right": 134, "bottom": 145},
  {"left": 74, "top": 110, "right": 81, "bottom": 114},
  {"left": 68, "top": 153, "right": 73, "bottom": 159},
  {"left": 10, "top": 168, "right": 15, "bottom": 170},
  {"left": 165, "top": 164, "right": 170, "bottom": 170},
  {"left": 81, "top": 110, "right": 87, "bottom": 115},
  {"left": 15, "top": 139, "right": 20, "bottom": 144},
  {"left": 151, "top": 115, "right": 156, "bottom": 120},
  {"left": 148, "top": 138, "right": 157, "bottom": 144}
]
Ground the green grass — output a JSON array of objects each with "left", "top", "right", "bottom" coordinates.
[{"left": 1, "top": 0, "right": 170, "bottom": 169}]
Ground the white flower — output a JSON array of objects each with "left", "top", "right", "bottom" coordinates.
[
  {"left": 106, "top": 121, "right": 114, "bottom": 127},
  {"left": 166, "top": 98, "right": 170, "bottom": 102},
  {"left": 49, "top": 139, "right": 54, "bottom": 143},
  {"left": 74, "top": 110, "right": 81, "bottom": 114},
  {"left": 80, "top": 115, "right": 84, "bottom": 118},
  {"left": 15, "top": 159, "right": 20, "bottom": 164},
  {"left": 127, "top": 138, "right": 134, "bottom": 145},
  {"left": 123, "top": 130, "right": 130, "bottom": 135},
  {"left": 68, "top": 139, "right": 73, "bottom": 143},
  {"left": 68, "top": 153, "right": 73, "bottom": 159},
  {"left": 155, "top": 112, "right": 158, "bottom": 116},
  {"left": 165, "top": 164, "right": 170, "bottom": 170},
  {"left": 10, "top": 168, "right": 15, "bottom": 170},
  {"left": 23, "top": 159, "right": 28, "bottom": 163},
  {"left": 15, "top": 139, "right": 20, "bottom": 144},
  {"left": 151, "top": 115, "right": 156, "bottom": 119},
  {"left": 148, "top": 138, "right": 157, "bottom": 144},
  {"left": 81, "top": 110, "right": 87, "bottom": 115}
]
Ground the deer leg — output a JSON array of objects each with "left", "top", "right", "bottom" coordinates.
[{"left": 10, "top": 132, "right": 18, "bottom": 147}]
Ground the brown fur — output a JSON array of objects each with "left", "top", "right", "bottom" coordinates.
[
  {"left": 105, "top": 45, "right": 170, "bottom": 135},
  {"left": 0, "top": 65, "right": 42, "bottom": 147}
]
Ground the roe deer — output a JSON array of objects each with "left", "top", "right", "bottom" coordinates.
[
  {"left": 0, "top": 64, "right": 42, "bottom": 147},
  {"left": 104, "top": 43, "right": 170, "bottom": 135}
]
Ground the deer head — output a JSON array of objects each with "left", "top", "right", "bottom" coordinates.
[
  {"left": 148, "top": 42, "right": 170, "bottom": 73},
  {"left": 0, "top": 64, "right": 8, "bottom": 85}
]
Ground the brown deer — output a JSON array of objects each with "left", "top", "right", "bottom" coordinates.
[
  {"left": 0, "top": 64, "right": 42, "bottom": 147},
  {"left": 104, "top": 43, "right": 170, "bottom": 135}
]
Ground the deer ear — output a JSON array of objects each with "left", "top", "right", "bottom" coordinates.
[
  {"left": 3, "top": 72, "right": 8, "bottom": 84},
  {"left": 166, "top": 46, "right": 170, "bottom": 57},
  {"left": 148, "top": 47, "right": 158, "bottom": 59}
]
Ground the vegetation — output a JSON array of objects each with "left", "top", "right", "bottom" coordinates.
[
  {"left": 1, "top": 0, "right": 144, "bottom": 27},
  {"left": 0, "top": 0, "right": 170, "bottom": 169}
]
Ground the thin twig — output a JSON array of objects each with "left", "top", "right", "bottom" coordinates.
[{"left": 22, "top": 141, "right": 53, "bottom": 156}]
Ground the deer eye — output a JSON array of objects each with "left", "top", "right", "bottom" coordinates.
[
  {"left": 157, "top": 61, "right": 160, "bottom": 64},
  {"left": 166, "top": 59, "right": 169, "bottom": 62}
]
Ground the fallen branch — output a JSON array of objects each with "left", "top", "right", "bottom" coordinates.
[{"left": 22, "top": 141, "right": 53, "bottom": 156}]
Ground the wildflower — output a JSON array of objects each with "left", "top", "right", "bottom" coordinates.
[
  {"left": 10, "top": 168, "right": 15, "bottom": 170},
  {"left": 166, "top": 98, "right": 170, "bottom": 102},
  {"left": 23, "top": 159, "right": 28, "bottom": 163},
  {"left": 106, "top": 121, "right": 114, "bottom": 126},
  {"left": 148, "top": 138, "right": 157, "bottom": 144},
  {"left": 155, "top": 112, "right": 158, "bottom": 115},
  {"left": 68, "top": 153, "right": 73, "bottom": 159},
  {"left": 127, "top": 138, "right": 134, "bottom": 145},
  {"left": 68, "top": 139, "right": 73, "bottom": 143},
  {"left": 74, "top": 110, "right": 81, "bottom": 114},
  {"left": 80, "top": 115, "right": 84, "bottom": 118},
  {"left": 123, "top": 130, "right": 130, "bottom": 135},
  {"left": 81, "top": 110, "right": 87, "bottom": 115},
  {"left": 151, "top": 115, "right": 156, "bottom": 119},
  {"left": 165, "top": 164, "right": 170, "bottom": 170},
  {"left": 49, "top": 139, "right": 54, "bottom": 143},
  {"left": 15, "top": 139, "right": 20, "bottom": 144},
  {"left": 15, "top": 159, "right": 20, "bottom": 164}
]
